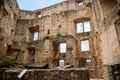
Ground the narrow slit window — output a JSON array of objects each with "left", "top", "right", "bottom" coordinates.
[
  {"left": 60, "top": 43, "right": 66, "bottom": 53},
  {"left": 81, "top": 40, "right": 90, "bottom": 51},
  {"left": 33, "top": 32, "right": 39, "bottom": 41}
]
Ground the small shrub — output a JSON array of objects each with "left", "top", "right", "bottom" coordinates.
[
  {"left": 1, "top": 60, "right": 16, "bottom": 68},
  {"left": 57, "top": 33, "right": 62, "bottom": 38}
]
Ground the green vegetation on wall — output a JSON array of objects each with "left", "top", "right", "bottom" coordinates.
[{"left": 57, "top": 32, "right": 62, "bottom": 38}]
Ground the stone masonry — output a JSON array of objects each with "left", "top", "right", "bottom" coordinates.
[
  {"left": 0, "top": 68, "right": 89, "bottom": 80},
  {"left": 0, "top": 0, "right": 120, "bottom": 80}
]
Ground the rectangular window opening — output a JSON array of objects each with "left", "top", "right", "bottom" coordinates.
[
  {"left": 59, "top": 60, "right": 64, "bottom": 66},
  {"left": 33, "top": 32, "right": 39, "bottom": 41},
  {"left": 27, "top": 26, "right": 39, "bottom": 42},
  {"left": 76, "top": 23, "right": 83, "bottom": 33},
  {"left": 78, "top": 1, "right": 83, "bottom": 6},
  {"left": 60, "top": 43, "right": 66, "bottom": 53},
  {"left": 84, "top": 21, "right": 91, "bottom": 32},
  {"left": 81, "top": 40, "right": 90, "bottom": 51},
  {"left": 76, "top": 21, "right": 91, "bottom": 33},
  {"left": 86, "top": 59, "right": 92, "bottom": 63}
]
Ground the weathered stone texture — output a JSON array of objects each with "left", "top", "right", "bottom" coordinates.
[
  {"left": 93, "top": 0, "right": 120, "bottom": 79},
  {"left": 0, "top": 0, "right": 19, "bottom": 59},
  {"left": 101, "top": 24, "right": 120, "bottom": 64},
  {"left": 1, "top": 68, "right": 89, "bottom": 80},
  {"left": 1, "top": 0, "right": 120, "bottom": 80},
  {"left": 0, "top": 0, "right": 102, "bottom": 79}
]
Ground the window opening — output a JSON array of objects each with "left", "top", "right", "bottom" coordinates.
[
  {"left": 60, "top": 43, "right": 66, "bottom": 53},
  {"left": 76, "top": 21, "right": 91, "bottom": 33},
  {"left": 81, "top": 40, "right": 90, "bottom": 51},
  {"left": 33, "top": 32, "right": 39, "bottom": 41},
  {"left": 59, "top": 60, "right": 64, "bottom": 66}
]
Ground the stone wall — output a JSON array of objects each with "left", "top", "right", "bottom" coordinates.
[
  {"left": 13, "top": 0, "right": 102, "bottom": 78},
  {"left": 92, "top": 0, "right": 120, "bottom": 79},
  {"left": 19, "top": 10, "right": 33, "bottom": 19},
  {"left": 0, "top": 68, "right": 89, "bottom": 80},
  {"left": 0, "top": 0, "right": 19, "bottom": 59},
  {"left": 0, "top": 0, "right": 112, "bottom": 79},
  {"left": 93, "top": 0, "right": 120, "bottom": 65}
]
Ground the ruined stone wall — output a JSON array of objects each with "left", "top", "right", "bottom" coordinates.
[
  {"left": 92, "top": 0, "right": 120, "bottom": 79},
  {"left": 34, "top": 0, "right": 75, "bottom": 17},
  {"left": 19, "top": 10, "right": 33, "bottom": 19},
  {"left": 13, "top": 0, "right": 102, "bottom": 78},
  {"left": 0, "top": 0, "right": 120, "bottom": 79},
  {"left": 0, "top": 0, "right": 107, "bottom": 78},
  {"left": 100, "top": 0, "right": 118, "bottom": 18},
  {"left": 93, "top": 0, "right": 120, "bottom": 67},
  {"left": 101, "top": 24, "right": 120, "bottom": 64},
  {"left": 0, "top": 0, "right": 19, "bottom": 59},
  {"left": 72, "top": 1, "right": 102, "bottom": 78},
  {"left": 0, "top": 68, "right": 89, "bottom": 80},
  {"left": 92, "top": 0, "right": 105, "bottom": 78}
]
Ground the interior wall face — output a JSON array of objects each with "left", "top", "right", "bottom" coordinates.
[
  {"left": 2, "top": 0, "right": 119, "bottom": 79},
  {"left": 0, "top": 0, "right": 19, "bottom": 59},
  {"left": 100, "top": 24, "right": 120, "bottom": 65},
  {"left": 13, "top": 0, "right": 100, "bottom": 78}
]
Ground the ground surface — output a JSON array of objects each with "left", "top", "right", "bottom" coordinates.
[{"left": 90, "top": 79, "right": 104, "bottom": 80}]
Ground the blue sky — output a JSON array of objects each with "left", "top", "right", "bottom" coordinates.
[{"left": 16, "top": 0, "right": 66, "bottom": 11}]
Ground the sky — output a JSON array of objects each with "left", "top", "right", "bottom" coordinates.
[{"left": 16, "top": 0, "right": 67, "bottom": 11}]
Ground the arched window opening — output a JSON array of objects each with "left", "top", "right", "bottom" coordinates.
[{"left": 59, "top": 60, "right": 64, "bottom": 66}]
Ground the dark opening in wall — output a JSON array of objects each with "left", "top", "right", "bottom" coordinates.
[
  {"left": 28, "top": 47, "right": 35, "bottom": 63},
  {"left": 48, "top": 29, "right": 50, "bottom": 34},
  {"left": 78, "top": 1, "right": 83, "bottom": 6},
  {"left": 0, "top": 0, "right": 4, "bottom": 6},
  {"left": 0, "top": 35, "right": 4, "bottom": 41},
  {"left": 11, "top": 29, "right": 14, "bottom": 32},
  {"left": 28, "top": 26, "right": 39, "bottom": 42},
  {"left": 6, "top": 45, "right": 11, "bottom": 56},
  {"left": 43, "top": 64, "right": 49, "bottom": 69},
  {"left": 7, "top": 45, "right": 11, "bottom": 50},
  {"left": 107, "top": 64, "right": 120, "bottom": 80},
  {"left": 11, "top": 29, "right": 14, "bottom": 35},
  {"left": 34, "top": 11, "right": 42, "bottom": 18},
  {"left": 0, "top": 28, "right": 2, "bottom": 33},
  {"left": 75, "top": 0, "right": 84, "bottom": 6},
  {"left": 46, "top": 37, "right": 49, "bottom": 40},
  {"left": 117, "top": 10, "right": 120, "bottom": 16}
]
